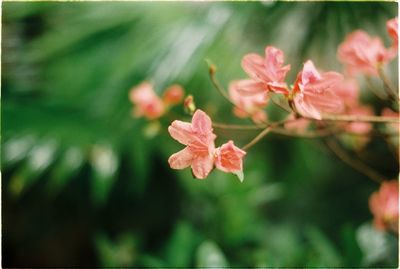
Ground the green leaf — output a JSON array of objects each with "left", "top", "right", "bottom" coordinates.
[{"left": 196, "top": 241, "right": 228, "bottom": 268}]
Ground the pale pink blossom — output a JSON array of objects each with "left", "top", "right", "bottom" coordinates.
[
  {"left": 292, "top": 60, "right": 344, "bottom": 120},
  {"left": 345, "top": 106, "right": 374, "bottom": 134},
  {"left": 229, "top": 80, "right": 268, "bottom": 123},
  {"left": 284, "top": 114, "right": 310, "bottom": 133},
  {"left": 168, "top": 110, "right": 216, "bottom": 179},
  {"left": 332, "top": 78, "right": 360, "bottom": 107},
  {"left": 369, "top": 180, "right": 399, "bottom": 233},
  {"left": 337, "top": 30, "right": 394, "bottom": 76},
  {"left": 382, "top": 108, "right": 399, "bottom": 132},
  {"left": 387, "top": 17, "right": 398, "bottom": 48},
  {"left": 242, "top": 46, "right": 291, "bottom": 95},
  {"left": 163, "top": 84, "right": 184, "bottom": 105},
  {"left": 129, "top": 82, "right": 165, "bottom": 120},
  {"left": 215, "top": 140, "right": 246, "bottom": 182}
]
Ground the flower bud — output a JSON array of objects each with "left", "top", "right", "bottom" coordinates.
[
  {"left": 184, "top": 95, "right": 196, "bottom": 115},
  {"left": 163, "top": 84, "right": 184, "bottom": 105}
]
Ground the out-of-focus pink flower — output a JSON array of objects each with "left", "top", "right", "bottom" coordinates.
[
  {"left": 387, "top": 17, "right": 398, "bottom": 48},
  {"left": 242, "top": 46, "right": 290, "bottom": 95},
  {"left": 332, "top": 78, "right": 360, "bottom": 107},
  {"left": 382, "top": 108, "right": 400, "bottom": 131},
  {"left": 168, "top": 110, "right": 216, "bottom": 179},
  {"left": 345, "top": 105, "right": 374, "bottom": 134},
  {"left": 284, "top": 114, "right": 310, "bottom": 133},
  {"left": 215, "top": 140, "right": 246, "bottom": 182},
  {"left": 369, "top": 180, "right": 399, "bottom": 233},
  {"left": 229, "top": 80, "right": 268, "bottom": 123},
  {"left": 163, "top": 84, "right": 184, "bottom": 105},
  {"left": 337, "top": 30, "right": 394, "bottom": 76},
  {"left": 129, "top": 82, "right": 165, "bottom": 120},
  {"left": 292, "top": 60, "right": 344, "bottom": 120}
]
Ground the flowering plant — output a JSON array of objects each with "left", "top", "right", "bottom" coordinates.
[{"left": 130, "top": 17, "right": 399, "bottom": 235}]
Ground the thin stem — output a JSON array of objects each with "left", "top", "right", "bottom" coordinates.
[
  {"left": 317, "top": 114, "right": 399, "bottom": 123},
  {"left": 207, "top": 61, "right": 243, "bottom": 109},
  {"left": 325, "top": 138, "right": 386, "bottom": 183},
  {"left": 272, "top": 127, "right": 337, "bottom": 138},
  {"left": 242, "top": 126, "right": 272, "bottom": 150},
  {"left": 378, "top": 67, "right": 399, "bottom": 100},
  {"left": 213, "top": 122, "right": 266, "bottom": 130}
]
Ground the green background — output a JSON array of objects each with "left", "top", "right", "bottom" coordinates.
[{"left": 2, "top": 2, "right": 398, "bottom": 267}]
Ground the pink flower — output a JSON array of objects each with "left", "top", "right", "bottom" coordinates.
[
  {"left": 369, "top": 180, "right": 399, "bottom": 233},
  {"left": 229, "top": 80, "right": 268, "bottom": 123},
  {"left": 337, "top": 30, "right": 393, "bottom": 76},
  {"left": 215, "top": 140, "right": 246, "bottom": 182},
  {"left": 242, "top": 46, "right": 291, "bottom": 95},
  {"left": 345, "top": 105, "right": 374, "bottom": 134},
  {"left": 387, "top": 17, "right": 398, "bottom": 48},
  {"left": 284, "top": 114, "right": 310, "bottom": 133},
  {"left": 292, "top": 60, "right": 344, "bottom": 120},
  {"left": 163, "top": 84, "right": 184, "bottom": 105},
  {"left": 168, "top": 110, "right": 216, "bottom": 179},
  {"left": 129, "top": 82, "right": 165, "bottom": 120},
  {"left": 332, "top": 78, "right": 360, "bottom": 107}
]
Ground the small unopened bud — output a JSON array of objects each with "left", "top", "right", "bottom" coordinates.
[
  {"left": 209, "top": 64, "right": 217, "bottom": 76},
  {"left": 163, "top": 84, "right": 184, "bottom": 105},
  {"left": 184, "top": 95, "right": 196, "bottom": 115}
]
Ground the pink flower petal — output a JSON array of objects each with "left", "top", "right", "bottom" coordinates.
[
  {"left": 192, "top": 109, "right": 214, "bottom": 135},
  {"left": 241, "top": 46, "right": 290, "bottom": 94},
  {"left": 293, "top": 61, "right": 344, "bottom": 119},
  {"left": 168, "top": 121, "right": 194, "bottom": 145},
  {"left": 163, "top": 84, "right": 184, "bottom": 105},
  {"left": 167, "top": 109, "right": 217, "bottom": 179},
  {"left": 191, "top": 154, "right": 214, "bottom": 179},
  {"left": 229, "top": 80, "right": 268, "bottom": 121},
  {"left": 337, "top": 30, "right": 393, "bottom": 76},
  {"left": 369, "top": 180, "right": 399, "bottom": 233},
  {"left": 129, "top": 82, "right": 165, "bottom": 119},
  {"left": 215, "top": 140, "right": 246, "bottom": 174},
  {"left": 387, "top": 17, "right": 398, "bottom": 48},
  {"left": 168, "top": 147, "right": 193, "bottom": 169}
]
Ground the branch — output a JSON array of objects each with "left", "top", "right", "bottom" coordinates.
[
  {"left": 324, "top": 138, "right": 386, "bottom": 183},
  {"left": 242, "top": 126, "right": 272, "bottom": 150},
  {"left": 317, "top": 114, "right": 399, "bottom": 123}
]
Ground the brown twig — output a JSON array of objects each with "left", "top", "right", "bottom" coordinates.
[
  {"left": 325, "top": 137, "right": 386, "bottom": 183},
  {"left": 242, "top": 126, "right": 272, "bottom": 150}
]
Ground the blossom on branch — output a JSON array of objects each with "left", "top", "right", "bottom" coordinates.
[
  {"left": 291, "top": 60, "right": 344, "bottom": 120},
  {"left": 163, "top": 84, "right": 184, "bottom": 105},
  {"left": 129, "top": 82, "right": 185, "bottom": 120},
  {"left": 168, "top": 109, "right": 216, "bottom": 179},
  {"left": 168, "top": 110, "right": 246, "bottom": 180},
  {"left": 229, "top": 80, "right": 268, "bottom": 123},
  {"left": 129, "top": 82, "right": 165, "bottom": 120},
  {"left": 387, "top": 17, "right": 398, "bottom": 49},
  {"left": 215, "top": 141, "right": 246, "bottom": 182},
  {"left": 332, "top": 78, "right": 360, "bottom": 108},
  {"left": 242, "top": 46, "right": 291, "bottom": 95},
  {"left": 337, "top": 30, "right": 394, "bottom": 76},
  {"left": 369, "top": 180, "right": 399, "bottom": 233}
]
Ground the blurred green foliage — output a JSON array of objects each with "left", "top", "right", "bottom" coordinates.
[{"left": 2, "top": 2, "right": 398, "bottom": 267}]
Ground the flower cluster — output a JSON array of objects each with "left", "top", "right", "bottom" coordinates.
[
  {"left": 168, "top": 110, "right": 246, "bottom": 181},
  {"left": 129, "top": 82, "right": 184, "bottom": 120},
  {"left": 369, "top": 180, "right": 399, "bottom": 234},
  {"left": 129, "top": 16, "right": 399, "bottom": 234}
]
